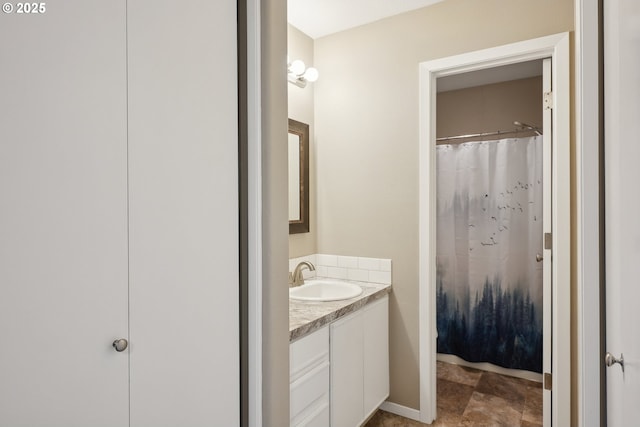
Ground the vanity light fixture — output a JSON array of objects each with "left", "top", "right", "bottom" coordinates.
[{"left": 287, "top": 57, "right": 319, "bottom": 88}]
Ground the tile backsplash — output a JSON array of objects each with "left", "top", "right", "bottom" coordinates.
[{"left": 289, "top": 254, "right": 392, "bottom": 285}]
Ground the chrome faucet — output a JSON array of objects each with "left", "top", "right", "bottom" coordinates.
[{"left": 289, "top": 261, "right": 315, "bottom": 287}]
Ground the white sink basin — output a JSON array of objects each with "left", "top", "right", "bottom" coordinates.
[{"left": 289, "top": 279, "right": 363, "bottom": 302}]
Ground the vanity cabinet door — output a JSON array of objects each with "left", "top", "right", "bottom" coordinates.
[
  {"left": 330, "top": 310, "right": 365, "bottom": 427},
  {"left": 330, "top": 296, "right": 390, "bottom": 427},
  {"left": 363, "top": 296, "right": 390, "bottom": 418}
]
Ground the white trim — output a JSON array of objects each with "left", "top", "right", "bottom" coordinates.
[
  {"left": 418, "top": 33, "right": 571, "bottom": 425},
  {"left": 575, "top": 1, "right": 602, "bottom": 426},
  {"left": 552, "top": 33, "right": 572, "bottom": 427},
  {"left": 418, "top": 53, "right": 438, "bottom": 422},
  {"left": 542, "top": 56, "right": 553, "bottom": 427},
  {"left": 247, "top": 0, "right": 263, "bottom": 425},
  {"left": 379, "top": 401, "right": 421, "bottom": 422}
]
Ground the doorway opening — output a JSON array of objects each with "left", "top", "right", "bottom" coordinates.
[
  {"left": 418, "top": 33, "right": 570, "bottom": 426},
  {"left": 435, "top": 61, "right": 545, "bottom": 425}
]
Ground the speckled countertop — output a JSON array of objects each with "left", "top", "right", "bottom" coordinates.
[{"left": 289, "top": 280, "right": 392, "bottom": 343}]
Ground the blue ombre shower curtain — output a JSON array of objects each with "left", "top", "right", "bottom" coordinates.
[{"left": 436, "top": 136, "right": 543, "bottom": 373}]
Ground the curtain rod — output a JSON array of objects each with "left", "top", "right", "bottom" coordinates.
[{"left": 436, "top": 121, "right": 542, "bottom": 142}]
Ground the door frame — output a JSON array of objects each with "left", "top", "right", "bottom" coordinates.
[
  {"left": 245, "top": 0, "right": 264, "bottom": 425},
  {"left": 418, "top": 33, "right": 571, "bottom": 425},
  {"left": 575, "top": 0, "right": 603, "bottom": 425}
]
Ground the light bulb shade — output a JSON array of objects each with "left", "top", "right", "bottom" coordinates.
[
  {"left": 289, "top": 60, "right": 306, "bottom": 76},
  {"left": 303, "top": 67, "right": 319, "bottom": 82}
]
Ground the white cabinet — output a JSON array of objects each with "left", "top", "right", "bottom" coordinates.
[
  {"left": 363, "top": 296, "right": 390, "bottom": 415},
  {"left": 290, "top": 327, "right": 331, "bottom": 427},
  {"left": 330, "top": 310, "right": 365, "bottom": 427},
  {"left": 291, "top": 295, "right": 389, "bottom": 427},
  {"left": 0, "top": 1, "right": 239, "bottom": 425},
  {"left": 331, "top": 296, "right": 390, "bottom": 427}
]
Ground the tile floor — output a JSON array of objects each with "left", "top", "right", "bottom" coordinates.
[{"left": 364, "top": 361, "right": 543, "bottom": 427}]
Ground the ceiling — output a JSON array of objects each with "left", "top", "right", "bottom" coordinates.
[
  {"left": 287, "top": 1, "right": 543, "bottom": 91},
  {"left": 288, "top": 0, "right": 445, "bottom": 39}
]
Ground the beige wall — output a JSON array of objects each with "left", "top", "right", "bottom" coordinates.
[
  {"left": 261, "top": 0, "right": 289, "bottom": 425},
  {"left": 437, "top": 76, "right": 543, "bottom": 141},
  {"left": 312, "top": 0, "right": 574, "bottom": 410},
  {"left": 288, "top": 25, "right": 318, "bottom": 258}
]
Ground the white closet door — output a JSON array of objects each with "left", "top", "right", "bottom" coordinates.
[
  {"left": 0, "top": 1, "right": 129, "bottom": 426},
  {"left": 605, "top": 0, "right": 640, "bottom": 424},
  {"left": 127, "top": 1, "right": 239, "bottom": 426}
]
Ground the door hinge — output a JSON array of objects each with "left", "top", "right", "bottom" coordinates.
[
  {"left": 544, "top": 91, "right": 553, "bottom": 110},
  {"left": 544, "top": 372, "right": 552, "bottom": 390},
  {"left": 544, "top": 232, "right": 552, "bottom": 250}
]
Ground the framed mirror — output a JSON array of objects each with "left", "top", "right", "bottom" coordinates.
[{"left": 288, "top": 118, "right": 309, "bottom": 234}]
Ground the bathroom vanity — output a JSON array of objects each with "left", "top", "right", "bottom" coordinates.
[{"left": 289, "top": 281, "right": 390, "bottom": 427}]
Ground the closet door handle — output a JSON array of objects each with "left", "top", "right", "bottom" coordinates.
[
  {"left": 605, "top": 352, "right": 624, "bottom": 372},
  {"left": 536, "top": 254, "right": 543, "bottom": 262},
  {"left": 112, "top": 338, "right": 128, "bottom": 352}
]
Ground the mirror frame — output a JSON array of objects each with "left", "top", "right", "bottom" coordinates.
[{"left": 288, "top": 118, "right": 310, "bottom": 234}]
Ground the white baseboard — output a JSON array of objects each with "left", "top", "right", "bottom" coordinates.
[{"left": 379, "top": 401, "right": 421, "bottom": 422}]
